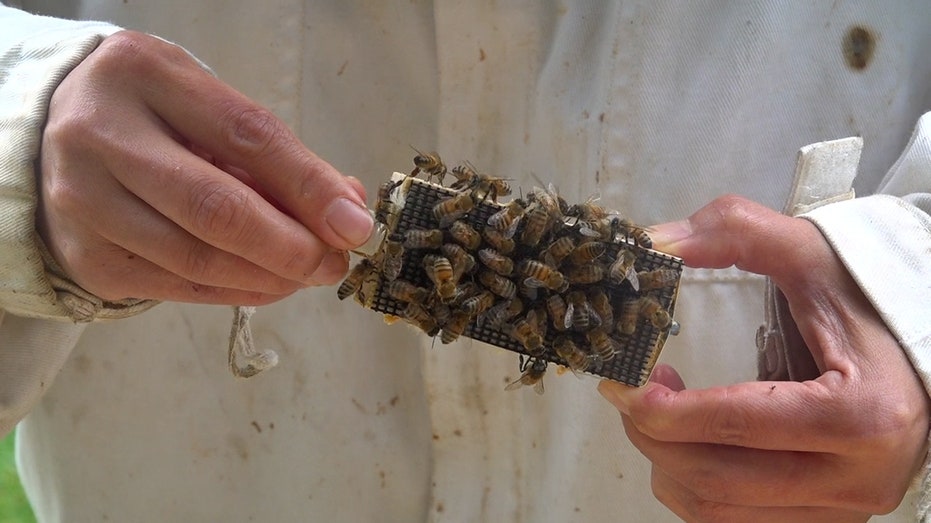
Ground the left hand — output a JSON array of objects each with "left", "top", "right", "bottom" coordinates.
[{"left": 599, "top": 195, "right": 930, "bottom": 522}]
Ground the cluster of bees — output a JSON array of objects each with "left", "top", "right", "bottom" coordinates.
[{"left": 338, "top": 151, "right": 681, "bottom": 391}]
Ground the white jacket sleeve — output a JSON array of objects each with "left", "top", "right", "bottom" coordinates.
[
  {"left": 0, "top": 5, "right": 156, "bottom": 322},
  {"left": 802, "top": 112, "right": 931, "bottom": 521}
]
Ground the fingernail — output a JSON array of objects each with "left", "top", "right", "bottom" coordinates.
[
  {"left": 325, "top": 198, "right": 374, "bottom": 247},
  {"left": 597, "top": 381, "right": 634, "bottom": 415},
  {"left": 649, "top": 219, "right": 692, "bottom": 250}
]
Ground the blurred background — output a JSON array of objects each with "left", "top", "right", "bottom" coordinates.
[{"left": 1, "top": 431, "right": 36, "bottom": 523}]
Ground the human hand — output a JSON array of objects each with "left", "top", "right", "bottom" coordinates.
[
  {"left": 598, "top": 195, "right": 930, "bottom": 522},
  {"left": 37, "top": 30, "right": 373, "bottom": 305}
]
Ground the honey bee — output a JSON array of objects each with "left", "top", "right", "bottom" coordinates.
[
  {"left": 448, "top": 220, "right": 482, "bottom": 250},
  {"left": 616, "top": 218, "right": 653, "bottom": 248},
  {"left": 608, "top": 248, "right": 640, "bottom": 290},
  {"left": 519, "top": 202, "right": 550, "bottom": 247},
  {"left": 564, "top": 263, "right": 606, "bottom": 285},
  {"left": 586, "top": 328, "right": 617, "bottom": 363},
  {"left": 554, "top": 335, "right": 598, "bottom": 376},
  {"left": 440, "top": 310, "right": 472, "bottom": 344},
  {"left": 381, "top": 233, "right": 405, "bottom": 281},
  {"left": 478, "top": 248, "right": 514, "bottom": 276},
  {"left": 616, "top": 297, "right": 641, "bottom": 335},
  {"left": 639, "top": 295, "right": 672, "bottom": 330},
  {"left": 587, "top": 288, "right": 614, "bottom": 334},
  {"left": 386, "top": 279, "right": 430, "bottom": 304},
  {"left": 565, "top": 290, "right": 601, "bottom": 332},
  {"left": 481, "top": 297, "right": 524, "bottom": 329},
  {"left": 433, "top": 191, "right": 474, "bottom": 228},
  {"left": 461, "top": 290, "right": 496, "bottom": 316},
  {"left": 403, "top": 228, "right": 444, "bottom": 249},
  {"left": 440, "top": 243, "right": 477, "bottom": 279},
  {"left": 482, "top": 227, "right": 517, "bottom": 255},
  {"left": 507, "top": 309, "right": 545, "bottom": 355},
  {"left": 566, "top": 195, "right": 608, "bottom": 222},
  {"left": 478, "top": 270, "right": 517, "bottom": 299},
  {"left": 373, "top": 180, "right": 405, "bottom": 227},
  {"left": 424, "top": 255, "right": 459, "bottom": 303},
  {"left": 636, "top": 269, "right": 678, "bottom": 291},
  {"left": 403, "top": 302, "right": 440, "bottom": 337},
  {"left": 450, "top": 163, "right": 511, "bottom": 203},
  {"left": 487, "top": 199, "right": 526, "bottom": 239},
  {"left": 539, "top": 235, "right": 575, "bottom": 267},
  {"left": 544, "top": 293, "right": 570, "bottom": 332},
  {"left": 520, "top": 259, "right": 567, "bottom": 291},
  {"left": 527, "top": 185, "right": 565, "bottom": 229},
  {"left": 411, "top": 148, "right": 447, "bottom": 184},
  {"left": 567, "top": 241, "right": 606, "bottom": 265},
  {"left": 337, "top": 258, "right": 376, "bottom": 300},
  {"left": 504, "top": 356, "right": 547, "bottom": 395}
]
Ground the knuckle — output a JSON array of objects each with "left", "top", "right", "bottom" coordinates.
[
  {"left": 187, "top": 180, "right": 254, "bottom": 242},
  {"left": 219, "top": 103, "right": 293, "bottom": 159},
  {"left": 706, "top": 194, "right": 756, "bottom": 236}
]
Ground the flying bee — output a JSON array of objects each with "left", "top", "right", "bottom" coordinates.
[
  {"left": 554, "top": 335, "right": 598, "bottom": 376},
  {"left": 478, "top": 248, "right": 514, "bottom": 276},
  {"left": 440, "top": 310, "right": 472, "bottom": 344},
  {"left": 461, "top": 290, "right": 496, "bottom": 316},
  {"left": 481, "top": 297, "right": 524, "bottom": 329},
  {"left": 587, "top": 288, "right": 615, "bottom": 334},
  {"left": 386, "top": 279, "right": 430, "bottom": 304},
  {"left": 403, "top": 302, "right": 440, "bottom": 337},
  {"left": 637, "top": 269, "right": 678, "bottom": 291},
  {"left": 448, "top": 220, "right": 482, "bottom": 250},
  {"left": 567, "top": 241, "right": 606, "bottom": 266},
  {"left": 565, "top": 290, "right": 601, "bottom": 332},
  {"left": 540, "top": 235, "right": 575, "bottom": 267},
  {"left": 411, "top": 148, "right": 447, "bottom": 184},
  {"left": 545, "top": 293, "right": 570, "bottom": 332},
  {"left": 424, "top": 255, "right": 459, "bottom": 303},
  {"left": 564, "top": 263, "right": 606, "bottom": 285},
  {"left": 520, "top": 259, "right": 567, "bottom": 292},
  {"left": 608, "top": 248, "right": 640, "bottom": 290},
  {"left": 440, "top": 243, "right": 477, "bottom": 279},
  {"left": 639, "top": 295, "right": 672, "bottom": 330},
  {"left": 337, "top": 258, "right": 376, "bottom": 301},
  {"left": 504, "top": 356, "right": 547, "bottom": 395},
  {"left": 478, "top": 270, "right": 517, "bottom": 299},
  {"left": 403, "top": 228, "right": 444, "bottom": 249},
  {"left": 586, "top": 328, "right": 617, "bottom": 363},
  {"left": 519, "top": 202, "right": 550, "bottom": 247},
  {"left": 507, "top": 310, "right": 545, "bottom": 355},
  {"left": 380, "top": 233, "right": 405, "bottom": 281},
  {"left": 433, "top": 191, "right": 474, "bottom": 228},
  {"left": 487, "top": 199, "right": 526, "bottom": 239}
]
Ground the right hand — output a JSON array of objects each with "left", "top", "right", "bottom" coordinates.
[{"left": 37, "top": 30, "right": 373, "bottom": 305}]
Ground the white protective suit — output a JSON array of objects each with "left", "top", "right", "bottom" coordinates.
[{"left": 2, "top": 1, "right": 931, "bottom": 522}]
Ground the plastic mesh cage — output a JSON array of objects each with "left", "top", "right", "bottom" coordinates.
[{"left": 357, "top": 174, "right": 683, "bottom": 387}]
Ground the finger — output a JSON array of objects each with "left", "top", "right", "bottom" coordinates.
[
  {"left": 624, "top": 415, "right": 837, "bottom": 508},
  {"left": 111, "top": 32, "right": 373, "bottom": 249},
  {"left": 651, "top": 467, "right": 871, "bottom": 523},
  {"left": 647, "top": 195, "right": 832, "bottom": 293},
  {"left": 79, "top": 174, "right": 308, "bottom": 295},
  {"left": 306, "top": 250, "right": 350, "bottom": 286},
  {"left": 103, "top": 124, "right": 332, "bottom": 286},
  {"left": 599, "top": 378, "right": 855, "bottom": 452},
  {"left": 61, "top": 237, "right": 293, "bottom": 305}
]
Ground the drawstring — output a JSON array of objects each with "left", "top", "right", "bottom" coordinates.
[{"left": 228, "top": 305, "right": 279, "bottom": 378}]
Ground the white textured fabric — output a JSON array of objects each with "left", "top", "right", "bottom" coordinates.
[{"left": 2, "top": 1, "right": 931, "bottom": 522}]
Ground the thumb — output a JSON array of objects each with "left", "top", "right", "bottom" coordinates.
[
  {"left": 598, "top": 364, "right": 685, "bottom": 415},
  {"left": 648, "top": 195, "right": 829, "bottom": 294}
]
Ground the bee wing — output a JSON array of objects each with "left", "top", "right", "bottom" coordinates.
[
  {"left": 625, "top": 266, "right": 640, "bottom": 291},
  {"left": 523, "top": 277, "right": 546, "bottom": 289},
  {"left": 578, "top": 222, "right": 601, "bottom": 238},
  {"left": 504, "top": 214, "right": 522, "bottom": 239},
  {"left": 504, "top": 376, "right": 527, "bottom": 391},
  {"left": 563, "top": 303, "right": 575, "bottom": 329},
  {"left": 532, "top": 380, "right": 545, "bottom": 395}
]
